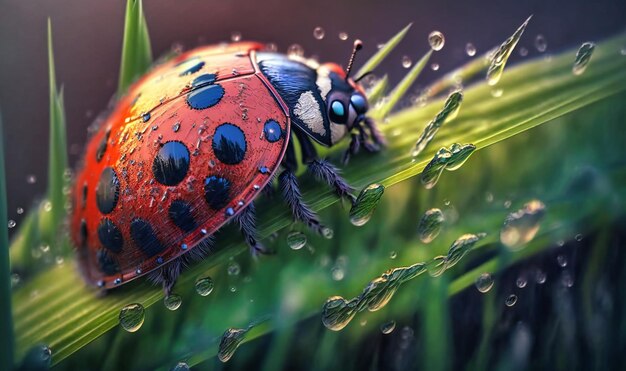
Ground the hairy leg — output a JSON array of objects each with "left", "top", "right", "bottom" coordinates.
[
  {"left": 308, "top": 159, "right": 356, "bottom": 205},
  {"left": 234, "top": 203, "right": 270, "bottom": 256},
  {"left": 279, "top": 169, "right": 325, "bottom": 235}
]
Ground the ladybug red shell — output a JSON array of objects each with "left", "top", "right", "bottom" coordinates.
[{"left": 71, "top": 41, "right": 384, "bottom": 292}]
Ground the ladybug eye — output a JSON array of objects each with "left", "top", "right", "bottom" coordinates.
[
  {"left": 350, "top": 94, "right": 367, "bottom": 114},
  {"left": 329, "top": 100, "right": 347, "bottom": 124}
]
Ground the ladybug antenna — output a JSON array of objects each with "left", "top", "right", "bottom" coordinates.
[
  {"left": 345, "top": 39, "right": 363, "bottom": 81},
  {"left": 354, "top": 70, "right": 374, "bottom": 83}
]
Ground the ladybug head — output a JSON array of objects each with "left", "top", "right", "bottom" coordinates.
[{"left": 257, "top": 40, "right": 371, "bottom": 147}]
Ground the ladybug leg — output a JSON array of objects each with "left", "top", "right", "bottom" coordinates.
[
  {"left": 234, "top": 203, "right": 271, "bottom": 256},
  {"left": 342, "top": 133, "right": 361, "bottom": 165},
  {"left": 364, "top": 117, "right": 387, "bottom": 148},
  {"left": 279, "top": 169, "right": 326, "bottom": 235},
  {"left": 308, "top": 159, "right": 356, "bottom": 205}
]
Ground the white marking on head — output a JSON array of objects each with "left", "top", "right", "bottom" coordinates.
[
  {"left": 316, "top": 67, "right": 332, "bottom": 100},
  {"left": 330, "top": 123, "right": 347, "bottom": 144},
  {"left": 294, "top": 91, "right": 326, "bottom": 136}
]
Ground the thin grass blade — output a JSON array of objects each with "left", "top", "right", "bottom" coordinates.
[
  {"left": 355, "top": 23, "right": 412, "bottom": 79},
  {"left": 117, "top": 0, "right": 153, "bottom": 94}
]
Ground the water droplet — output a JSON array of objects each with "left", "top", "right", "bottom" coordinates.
[
  {"left": 535, "top": 270, "right": 547, "bottom": 284},
  {"left": 322, "top": 296, "right": 357, "bottom": 331},
  {"left": 287, "top": 231, "right": 307, "bottom": 250},
  {"left": 475, "top": 273, "right": 494, "bottom": 293},
  {"left": 287, "top": 44, "right": 304, "bottom": 57},
  {"left": 417, "top": 208, "right": 445, "bottom": 243},
  {"left": 535, "top": 34, "right": 547, "bottom": 52},
  {"left": 43, "top": 201, "right": 52, "bottom": 212},
  {"left": 227, "top": 262, "right": 241, "bottom": 276},
  {"left": 430, "top": 63, "right": 440, "bottom": 71},
  {"left": 556, "top": 255, "right": 568, "bottom": 267},
  {"left": 349, "top": 183, "right": 385, "bottom": 226},
  {"left": 119, "top": 303, "right": 145, "bottom": 332},
  {"left": 17, "top": 207, "right": 24, "bottom": 214},
  {"left": 519, "top": 47, "right": 529, "bottom": 57},
  {"left": 231, "top": 32, "right": 242, "bottom": 42},
  {"left": 8, "top": 220, "right": 16, "bottom": 228},
  {"left": 487, "top": 16, "right": 532, "bottom": 86},
  {"left": 621, "top": 47, "right": 626, "bottom": 56},
  {"left": 428, "top": 30, "right": 445, "bottom": 51},
  {"left": 426, "top": 255, "right": 447, "bottom": 277},
  {"left": 389, "top": 251, "right": 397, "bottom": 259},
  {"left": 490, "top": 88, "right": 503, "bottom": 98},
  {"left": 500, "top": 200, "right": 546, "bottom": 250},
  {"left": 421, "top": 143, "right": 476, "bottom": 189},
  {"left": 381, "top": 320, "right": 396, "bottom": 334},
  {"left": 575, "top": 233, "right": 583, "bottom": 242},
  {"left": 265, "top": 43, "right": 278, "bottom": 52},
  {"left": 331, "top": 266, "right": 345, "bottom": 281},
  {"left": 218, "top": 328, "right": 248, "bottom": 362},
  {"left": 322, "top": 227, "right": 334, "bottom": 239},
  {"left": 516, "top": 276, "right": 527, "bottom": 288},
  {"left": 27, "top": 174, "right": 37, "bottom": 184},
  {"left": 195, "top": 276, "right": 214, "bottom": 296},
  {"left": 561, "top": 272, "right": 574, "bottom": 287},
  {"left": 164, "top": 294, "right": 182, "bottom": 311},
  {"left": 172, "top": 362, "right": 190, "bottom": 371},
  {"left": 313, "top": 26, "right": 325, "bottom": 40},
  {"left": 465, "top": 43, "right": 476, "bottom": 56},
  {"left": 22, "top": 344, "right": 52, "bottom": 369},
  {"left": 338, "top": 32, "right": 349, "bottom": 41},
  {"left": 411, "top": 91, "right": 463, "bottom": 157},
  {"left": 572, "top": 42, "right": 595, "bottom": 75},
  {"left": 11, "top": 273, "right": 20, "bottom": 288},
  {"left": 505, "top": 294, "right": 518, "bottom": 307},
  {"left": 401, "top": 55, "right": 412, "bottom": 68},
  {"left": 172, "top": 122, "right": 181, "bottom": 132}
]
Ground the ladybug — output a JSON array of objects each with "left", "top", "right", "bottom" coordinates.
[{"left": 70, "top": 40, "right": 385, "bottom": 295}]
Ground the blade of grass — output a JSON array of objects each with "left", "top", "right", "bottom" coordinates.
[
  {"left": 367, "top": 74, "right": 388, "bottom": 104},
  {"left": 118, "top": 0, "right": 153, "bottom": 94},
  {"left": 355, "top": 23, "right": 412, "bottom": 79},
  {"left": 0, "top": 112, "right": 14, "bottom": 371},
  {"left": 11, "top": 30, "right": 626, "bottom": 365}
]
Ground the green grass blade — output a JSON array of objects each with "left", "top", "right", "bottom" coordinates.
[
  {"left": 355, "top": 23, "right": 412, "bottom": 79},
  {"left": 118, "top": 0, "right": 153, "bottom": 94},
  {"left": 367, "top": 74, "right": 388, "bottom": 104},
  {"left": 0, "top": 112, "right": 14, "bottom": 370},
  {"left": 10, "top": 30, "right": 626, "bottom": 366},
  {"left": 372, "top": 49, "right": 432, "bottom": 119}
]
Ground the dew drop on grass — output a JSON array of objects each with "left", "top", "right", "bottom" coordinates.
[
  {"left": 535, "top": 34, "right": 547, "bottom": 52},
  {"left": 349, "top": 183, "right": 385, "bottom": 226},
  {"left": 338, "top": 32, "right": 349, "bottom": 41},
  {"left": 428, "top": 30, "right": 445, "bottom": 51},
  {"left": 401, "top": 55, "right": 412, "bottom": 68},
  {"left": 331, "top": 266, "right": 345, "bottom": 281},
  {"left": 500, "top": 200, "right": 546, "bottom": 250},
  {"left": 119, "top": 303, "right": 145, "bottom": 332},
  {"left": 313, "top": 26, "right": 325, "bottom": 40},
  {"left": 322, "top": 296, "right": 357, "bottom": 331},
  {"left": 505, "top": 294, "right": 518, "bottom": 307},
  {"left": 411, "top": 91, "right": 463, "bottom": 157},
  {"left": 227, "top": 261, "right": 241, "bottom": 276},
  {"left": 287, "top": 231, "right": 307, "bottom": 250},
  {"left": 573, "top": 42, "right": 595, "bottom": 75},
  {"left": 426, "top": 255, "right": 447, "bottom": 277},
  {"left": 172, "top": 362, "right": 190, "bottom": 371},
  {"left": 322, "top": 227, "right": 334, "bottom": 239},
  {"left": 487, "top": 16, "right": 532, "bottom": 86},
  {"left": 465, "top": 43, "right": 476, "bottom": 56},
  {"left": 389, "top": 251, "right": 397, "bottom": 259},
  {"left": 381, "top": 320, "right": 396, "bottom": 334},
  {"left": 421, "top": 143, "right": 476, "bottom": 189},
  {"left": 218, "top": 327, "right": 248, "bottom": 362},
  {"left": 164, "top": 294, "right": 182, "bottom": 311},
  {"left": 475, "top": 273, "right": 494, "bottom": 293},
  {"left": 491, "top": 88, "right": 504, "bottom": 98},
  {"left": 417, "top": 208, "right": 445, "bottom": 243},
  {"left": 22, "top": 344, "right": 52, "bottom": 369}
]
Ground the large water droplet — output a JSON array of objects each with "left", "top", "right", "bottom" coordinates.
[
  {"left": 21, "top": 344, "right": 52, "bottom": 369},
  {"left": 417, "top": 208, "right": 445, "bottom": 243},
  {"left": 421, "top": 143, "right": 476, "bottom": 189},
  {"left": 322, "top": 296, "right": 357, "bottom": 331},
  {"left": 287, "top": 231, "right": 307, "bottom": 250},
  {"left": 381, "top": 320, "right": 396, "bottom": 334},
  {"left": 500, "top": 200, "right": 546, "bottom": 250},
  {"left": 486, "top": 16, "right": 532, "bottom": 86},
  {"left": 313, "top": 26, "right": 325, "bottom": 40},
  {"left": 119, "top": 303, "right": 145, "bottom": 332},
  {"left": 505, "top": 294, "right": 518, "bottom": 307},
  {"left": 475, "top": 273, "right": 494, "bottom": 293},
  {"left": 411, "top": 91, "right": 463, "bottom": 157},
  {"left": 349, "top": 183, "right": 385, "bottom": 226},
  {"left": 465, "top": 43, "right": 476, "bottom": 56},
  {"left": 218, "top": 328, "right": 248, "bottom": 362},
  {"left": 164, "top": 294, "right": 182, "bottom": 311},
  {"left": 426, "top": 255, "right": 447, "bottom": 277},
  {"left": 195, "top": 276, "right": 214, "bottom": 296},
  {"left": 572, "top": 42, "right": 595, "bottom": 76},
  {"left": 428, "top": 31, "right": 445, "bottom": 51},
  {"left": 172, "top": 362, "right": 190, "bottom": 371}
]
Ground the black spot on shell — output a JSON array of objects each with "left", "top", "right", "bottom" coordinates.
[
  {"left": 168, "top": 200, "right": 197, "bottom": 232},
  {"left": 97, "top": 249, "right": 120, "bottom": 275},
  {"left": 212, "top": 123, "right": 246, "bottom": 164},
  {"left": 96, "top": 167, "right": 120, "bottom": 214},
  {"left": 82, "top": 182, "right": 88, "bottom": 209},
  {"left": 97, "top": 218, "right": 123, "bottom": 253},
  {"left": 152, "top": 141, "right": 190, "bottom": 186},
  {"left": 96, "top": 128, "right": 111, "bottom": 162},
  {"left": 80, "top": 219, "right": 88, "bottom": 246},
  {"left": 191, "top": 73, "right": 217, "bottom": 88},
  {"left": 204, "top": 176, "right": 231, "bottom": 209},
  {"left": 263, "top": 120, "right": 282, "bottom": 142},
  {"left": 130, "top": 218, "right": 166, "bottom": 258},
  {"left": 186, "top": 84, "right": 225, "bottom": 110},
  {"left": 180, "top": 60, "right": 205, "bottom": 76}
]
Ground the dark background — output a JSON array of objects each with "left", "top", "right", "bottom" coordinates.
[{"left": 1, "top": 0, "right": 625, "bottom": 235}]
